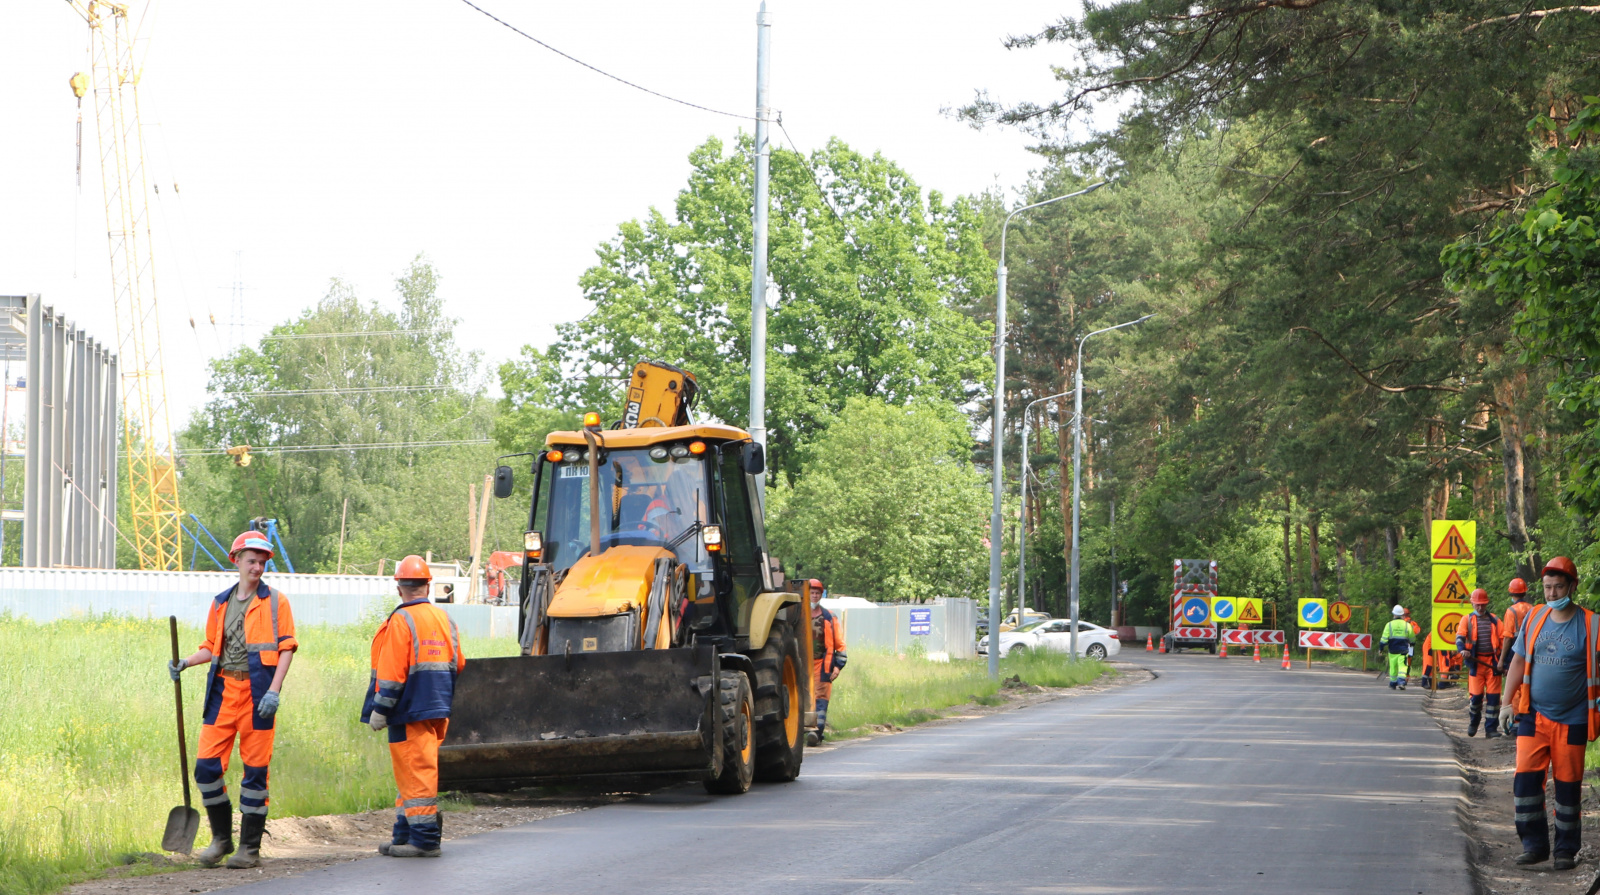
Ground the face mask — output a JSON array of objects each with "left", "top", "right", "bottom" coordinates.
[{"left": 1547, "top": 597, "right": 1572, "bottom": 611}]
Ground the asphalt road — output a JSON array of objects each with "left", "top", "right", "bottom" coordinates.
[{"left": 221, "top": 652, "right": 1470, "bottom": 894}]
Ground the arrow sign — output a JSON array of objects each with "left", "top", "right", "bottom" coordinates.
[
  {"left": 1298, "top": 631, "right": 1373, "bottom": 650},
  {"left": 1254, "top": 629, "right": 1286, "bottom": 645},
  {"left": 1171, "top": 626, "right": 1218, "bottom": 639},
  {"left": 1298, "top": 599, "right": 1328, "bottom": 628},
  {"left": 1329, "top": 601, "right": 1352, "bottom": 625},
  {"left": 1210, "top": 598, "right": 1237, "bottom": 623},
  {"left": 1181, "top": 597, "right": 1211, "bottom": 624}
]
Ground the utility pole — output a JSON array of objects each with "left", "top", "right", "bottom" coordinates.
[{"left": 748, "top": 1, "right": 772, "bottom": 500}]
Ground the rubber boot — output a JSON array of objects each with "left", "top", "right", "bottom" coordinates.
[
  {"left": 1467, "top": 706, "right": 1481, "bottom": 737},
  {"left": 226, "top": 813, "right": 265, "bottom": 869},
  {"left": 1485, "top": 698, "right": 1502, "bottom": 738},
  {"left": 196, "top": 802, "right": 234, "bottom": 867},
  {"left": 387, "top": 843, "right": 442, "bottom": 858},
  {"left": 815, "top": 697, "right": 829, "bottom": 742}
]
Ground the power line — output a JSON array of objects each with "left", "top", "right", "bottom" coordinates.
[
  {"left": 259, "top": 330, "right": 445, "bottom": 341},
  {"left": 179, "top": 439, "right": 491, "bottom": 457},
  {"left": 219, "top": 385, "right": 453, "bottom": 398},
  {"left": 456, "top": 0, "right": 754, "bottom": 121}
]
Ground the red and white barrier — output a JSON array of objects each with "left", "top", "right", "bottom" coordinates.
[
  {"left": 1219, "top": 629, "right": 1287, "bottom": 645},
  {"left": 1297, "top": 631, "right": 1372, "bottom": 650},
  {"left": 1253, "top": 629, "right": 1287, "bottom": 645},
  {"left": 1170, "top": 626, "right": 1218, "bottom": 640}
]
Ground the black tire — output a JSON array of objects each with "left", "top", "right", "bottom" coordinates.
[
  {"left": 1086, "top": 642, "right": 1108, "bottom": 660},
  {"left": 704, "top": 670, "right": 755, "bottom": 795},
  {"left": 751, "top": 615, "right": 806, "bottom": 782}
]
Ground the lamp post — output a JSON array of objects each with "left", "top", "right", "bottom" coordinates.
[
  {"left": 988, "top": 181, "right": 1110, "bottom": 679},
  {"left": 1018, "top": 391, "right": 1072, "bottom": 631},
  {"left": 1069, "top": 314, "right": 1154, "bottom": 659}
]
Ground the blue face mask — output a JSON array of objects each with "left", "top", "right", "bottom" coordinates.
[{"left": 1547, "top": 597, "right": 1573, "bottom": 611}]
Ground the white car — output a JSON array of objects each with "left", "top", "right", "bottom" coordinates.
[{"left": 978, "top": 619, "right": 1122, "bottom": 660}]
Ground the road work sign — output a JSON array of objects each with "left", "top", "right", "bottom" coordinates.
[
  {"left": 1430, "top": 520, "right": 1476, "bottom": 563},
  {"left": 1431, "top": 565, "right": 1475, "bottom": 603},
  {"left": 1209, "top": 597, "right": 1238, "bottom": 624},
  {"left": 909, "top": 608, "right": 931, "bottom": 636},
  {"left": 1236, "top": 598, "right": 1264, "bottom": 624},
  {"left": 1180, "top": 597, "right": 1211, "bottom": 625},
  {"left": 1298, "top": 599, "right": 1328, "bottom": 628},
  {"left": 1299, "top": 631, "right": 1373, "bottom": 650},
  {"left": 1329, "top": 601, "right": 1352, "bottom": 625}
]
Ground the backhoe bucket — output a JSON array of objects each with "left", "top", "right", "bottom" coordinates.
[{"left": 439, "top": 645, "right": 718, "bottom": 791}]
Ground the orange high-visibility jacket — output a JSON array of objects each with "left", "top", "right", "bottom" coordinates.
[
  {"left": 812, "top": 605, "right": 839, "bottom": 673},
  {"left": 1457, "top": 612, "right": 1503, "bottom": 658},
  {"left": 1514, "top": 604, "right": 1600, "bottom": 741},
  {"left": 363, "top": 599, "right": 465, "bottom": 726},
  {"left": 1501, "top": 600, "right": 1535, "bottom": 642},
  {"left": 198, "top": 583, "right": 298, "bottom": 726}
]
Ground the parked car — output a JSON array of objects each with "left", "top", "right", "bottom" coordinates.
[{"left": 978, "top": 619, "right": 1122, "bottom": 660}]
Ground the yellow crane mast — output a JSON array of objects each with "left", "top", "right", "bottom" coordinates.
[{"left": 69, "top": 0, "right": 183, "bottom": 569}]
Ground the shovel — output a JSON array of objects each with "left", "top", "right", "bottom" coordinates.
[{"left": 161, "top": 615, "right": 201, "bottom": 854}]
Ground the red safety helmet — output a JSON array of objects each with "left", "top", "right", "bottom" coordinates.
[
  {"left": 229, "top": 531, "right": 274, "bottom": 561},
  {"left": 394, "top": 555, "right": 433, "bottom": 582},
  {"left": 1542, "top": 556, "right": 1579, "bottom": 581},
  {"left": 1508, "top": 577, "right": 1527, "bottom": 595},
  {"left": 808, "top": 578, "right": 824, "bottom": 598},
  {"left": 1469, "top": 588, "right": 1490, "bottom": 606}
]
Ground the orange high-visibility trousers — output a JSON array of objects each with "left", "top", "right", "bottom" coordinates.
[
  {"left": 194, "top": 677, "right": 274, "bottom": 817},
  {"left": 1514, "top": 713, "right": 1586, "bottom": 858},
  {"left": 388, "top": 718, "right": 449, "bottom": 850}
]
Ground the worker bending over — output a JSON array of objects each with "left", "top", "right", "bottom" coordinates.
[
  {"left": 1455, "top": 589, "right": 1503, "bottom": 737},
  {"left": 168, "top": 532, "right": 298, "bottom": 868},
  {"left": 809, "top": 580, "right": 845, "bottom": 744},
  {"left": 1503, "top": 557, "right": 1596, "bottom": 872},
  {"left": 363, "top": 556, "right": 465, "bottom": 858},
  {"left": 1381, "top": 606, "right": 1413, "bottom": 690}
]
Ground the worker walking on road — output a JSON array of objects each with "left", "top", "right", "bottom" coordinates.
[
  {"left": 809, "top": 580, "right": 844, "bottom": 744},
  {"left": 168, "top": 532, "right": 298, "bottom": 869},
  {"left": 1497, "top": 577, "right": 1534, "bottom": 676},
  {"left": 1382, "top": 605, "right": 1413, "bottom": 690},
  {"left": 1455, "top": 589, "right": 1503, "bottom": 738},
  {"left": 1503, "top": 556, "right": 1596, "bottom": 871},
  {"left": 363, "top": 556, "right": 465, "bottom": 858}
]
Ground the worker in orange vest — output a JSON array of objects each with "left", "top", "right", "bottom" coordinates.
[
  {"left": 363, "top": 556, "right": 466, "bottom": 858},
  {"left": 1455, "top": 589, "right": 1503, "bottom": 738},
  {"left": 168, "top": 531, "right": 298, "bottom": 868},
  {"left": 808, "top": 580, "right": 845, "bottom": 744},
  {"left": 1504, "top": 556, "right": 1595, "bottom": 871},
  {"left": 1498, "top": 577, "right": 1535, "bottom": 675}
]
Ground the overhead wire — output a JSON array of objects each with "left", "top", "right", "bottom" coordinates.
[
  {"left": 218, "top": 385, "right": 453, "bottom": 398},
  {"left": 456, "top": 0, "right": 754, "bottom": 121},
  {"left": 179, "top": 439, "right": 491, "bottom": 457},
  {"left": 259, "top": 330, "right": 446, "bottom": 341}
]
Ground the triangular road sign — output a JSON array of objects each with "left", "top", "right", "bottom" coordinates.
[
  {"left": 1240, "top": 601, "right": 1262, "bottom": 623},
  {"left": 1432, "top": 524, "right": 1474, "bottom": 561},
  {"left": 1434, "top": 567, "right": 1471, "bottom": 603}
]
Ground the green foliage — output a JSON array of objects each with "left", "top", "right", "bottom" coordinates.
[
  {"left": 497, "top": 135, "right": 995, "bottom": 481},
  {"left": 765, "top": 397, "right": 988, "bottom": 602}
]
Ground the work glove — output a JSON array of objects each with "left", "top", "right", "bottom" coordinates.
[
  {"left": 369, "top": 711, "right": 388, "bottom": 732},
  {"left": 168, "top": 659, "right": 184, "bottom": 681},
  {"left": 257, "top": 690, "right": 280, "bottom": 718}
]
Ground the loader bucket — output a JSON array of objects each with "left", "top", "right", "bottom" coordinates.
[{"left": 439, "top": 645, "right": 719, "bottom": 791}]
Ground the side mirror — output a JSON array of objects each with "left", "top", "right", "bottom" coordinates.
[
  {"left": 493, "top": 465, "right": 514, "bottom": 498},
  {"left": 740, "top": 441, "right": 765, "bottom": 476}
]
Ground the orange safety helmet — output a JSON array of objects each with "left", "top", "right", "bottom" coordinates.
[
  {"left": 808, "top": 578, "right": 824, "bottom": 598},
  {"left": 394, "top": 554, "right": 433, "bottom": 582},
  {"left": 1543, "top": 556, "right": 1579, "bottom": 581},
  {"left": 1469, "top": 588, "right": 1490, "bottom": 606},
  {"left": 1508, "top": 577, "right": 1528, "bottom": 595},
  {"left": 229, "top": 531, "right": 274, "bottom": 561}
]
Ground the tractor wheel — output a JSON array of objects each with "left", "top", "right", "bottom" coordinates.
[
  {"left": 704, "top": 670, "right": 754, "bottom": 795},
  {"left": 752, "top": 615, "right": 805, "bottom": 782}
]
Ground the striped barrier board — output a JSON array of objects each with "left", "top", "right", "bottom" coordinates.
[
  {"left": 1170, "top": 626, "right": 1217, "bottom": 639},
  {"left": 1298, "top": 631, "right": 1372, "bottom": 650},
  {"left": 1219, "top": 629, "right": 1287, "bottom": 645}
]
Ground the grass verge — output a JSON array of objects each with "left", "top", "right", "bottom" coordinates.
[
  {"left": 0, "top": 614, "right": 519, "bottom": 895},
  {"left": 826, "top": 647, "right": 1112, "bottom": 738}
]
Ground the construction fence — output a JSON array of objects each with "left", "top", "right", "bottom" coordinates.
[{"left": 825, "top": 598, "right": 978, "bottom": 661}]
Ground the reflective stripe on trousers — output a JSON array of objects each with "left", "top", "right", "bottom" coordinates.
[
  {"left": 1514, "top": 713, "right": 1585, "bottom": 857},
  {"left": 389, "top": 717, "right": 449, "bottom": 850}
]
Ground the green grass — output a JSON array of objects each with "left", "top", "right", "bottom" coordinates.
[
  {"left": 0, "top": 615, "right": 519, "bottom": 895},
  {"left": 826, "top": 647, "right": 1111, "bottom": 737}
]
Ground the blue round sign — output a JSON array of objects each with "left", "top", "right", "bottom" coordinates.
[
  {"left": 1301, "top": 602, "right": 1325, "bottom": 624},
  {"left": 1213, "top": 599, "right": 1235, "bottom": 620},
  {"left": 1181, "top": 597, "right": 1210, "bottom": 624}
]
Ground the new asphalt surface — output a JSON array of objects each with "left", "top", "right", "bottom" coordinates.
[{"left": 219, "top": 652, "right": 1471, "bottom": 894}]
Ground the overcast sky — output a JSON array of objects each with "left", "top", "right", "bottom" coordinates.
[{"left": 1, "top": 1, "right": 1094, "bottom": 429}]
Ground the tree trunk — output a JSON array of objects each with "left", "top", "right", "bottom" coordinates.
[
  {"left": 1309, "top": 514, "right": 1322, "bottom": 599},
  {"left": 1493, "top": 374, "right": 1541, "bottom": 578},
  {"left": 1335, "top": 537, "right": 1347, "bottom": 601},
  {"left": 1283, "top": 489, "right": 1294, "bottom": 604}
]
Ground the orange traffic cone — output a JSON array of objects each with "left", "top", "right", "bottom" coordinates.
[
  {"left": 1158, "top": 635, "right": 1167, "bottom": 654},
  {"left": 1253, "top": 642, "right": 1262, "bottom": 663},
  {"left": 1219, "top": 641, "right": 1228, "bottom": 659},
  {"left": 1281, "top": 646, "right": 1292, "bottom": 670},
  {"left": 1146, "top": 633, "right": 1154, "bottom": 652}
]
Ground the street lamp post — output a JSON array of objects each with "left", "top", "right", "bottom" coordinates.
[
  {"left": 988, "top": 181, "right": 1109, "bottom": 679},
  {"left": 1069, "top": 314, "right": 1154, "bottom": 659},
  {"left": 1018, "top": 391, "right": 1072, "bottom": 632}
]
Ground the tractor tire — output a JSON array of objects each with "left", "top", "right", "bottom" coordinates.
[
  {"left": 752, "top": 615, "right": 805, "bottom": 782},
  {"left": 704, "top": 670, "right": 754, "bottom": 795}
]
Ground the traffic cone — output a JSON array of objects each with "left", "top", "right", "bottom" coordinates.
[
  {"left": 1146, "top": 633, "right": 1154, "bottom": 652},
  {"left": 1219, "top": 641, "right": 1228, "bottom": 659},
  {"left": 1253, "top": 642, "right": 1261, "bottom": 663},
  {"left": 1281, "top": 646, "right": 1292, "bottom": 670},
  {"left": 1158, "top": 635, "right": 1167, "bottom": 654}
]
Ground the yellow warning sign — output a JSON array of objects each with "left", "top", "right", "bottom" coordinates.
[
  {"left": 1237, "top": 598, "right": 1264, "bottom": 624},
  {"left": 1431, "top": 565, "right": 1476, "bottom": 603},
  {"left": 1430, "top": 520, "right": 1476, "bottom": 563},
  {"left": 1330, "top": 601, "right": 1352, "bottom": 625},
  {"left": 1432, "top": 605, "right": 1464, "bottom": 652}
]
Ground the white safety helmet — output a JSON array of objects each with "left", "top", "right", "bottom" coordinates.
[{"left": 1392, "top": 605, "right": 1406, "bottom": 617}]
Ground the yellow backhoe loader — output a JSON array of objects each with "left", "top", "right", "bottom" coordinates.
[{"left": 439, "top": 361, "right": 812, "bottom": 794}]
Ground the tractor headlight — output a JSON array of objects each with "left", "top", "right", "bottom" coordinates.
[
  {"left": 703, "top": 525, "right": 722, "bottom": 552},
  {"left": 524, "top": 530, "right": 543, "bottom": 558}
]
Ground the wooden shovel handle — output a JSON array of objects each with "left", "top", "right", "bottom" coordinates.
[{"left": 170, "top": 616, "right": 194, "bottom": 811}]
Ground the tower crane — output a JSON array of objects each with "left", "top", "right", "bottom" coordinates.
[{"left": 68, "top": 0, "right": 183, "bottom": 569}]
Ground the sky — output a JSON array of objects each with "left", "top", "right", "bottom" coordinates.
[{"left": 0, "top": 1, "right": 1097, "bottom": 431}]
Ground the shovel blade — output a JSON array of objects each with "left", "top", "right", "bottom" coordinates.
[{"left": 161, "top": 806, "right": 200, "bottom": 854}]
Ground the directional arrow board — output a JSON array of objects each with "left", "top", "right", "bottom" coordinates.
[
  {"left": 1171, "top": 627, "right": 1217, "bottom": 640},
  {"left": 1220, "top": 629, "right": 1287, "bottom": 645},
  {"left": 1298, "top": 598, "right": 1328, "bottom": 628},
  {"left": 1209, "top": 597, "right": 1238, "bottom": 624},
  {"left": 1180, "top": 597, "right": 1212, "bottom": 625},
  {"left": 1254, "top": 629, "right": 1287, "bottom": 645},
  {"left": 1298, "top": 631, "right": 1373, "bottom": 650}
]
